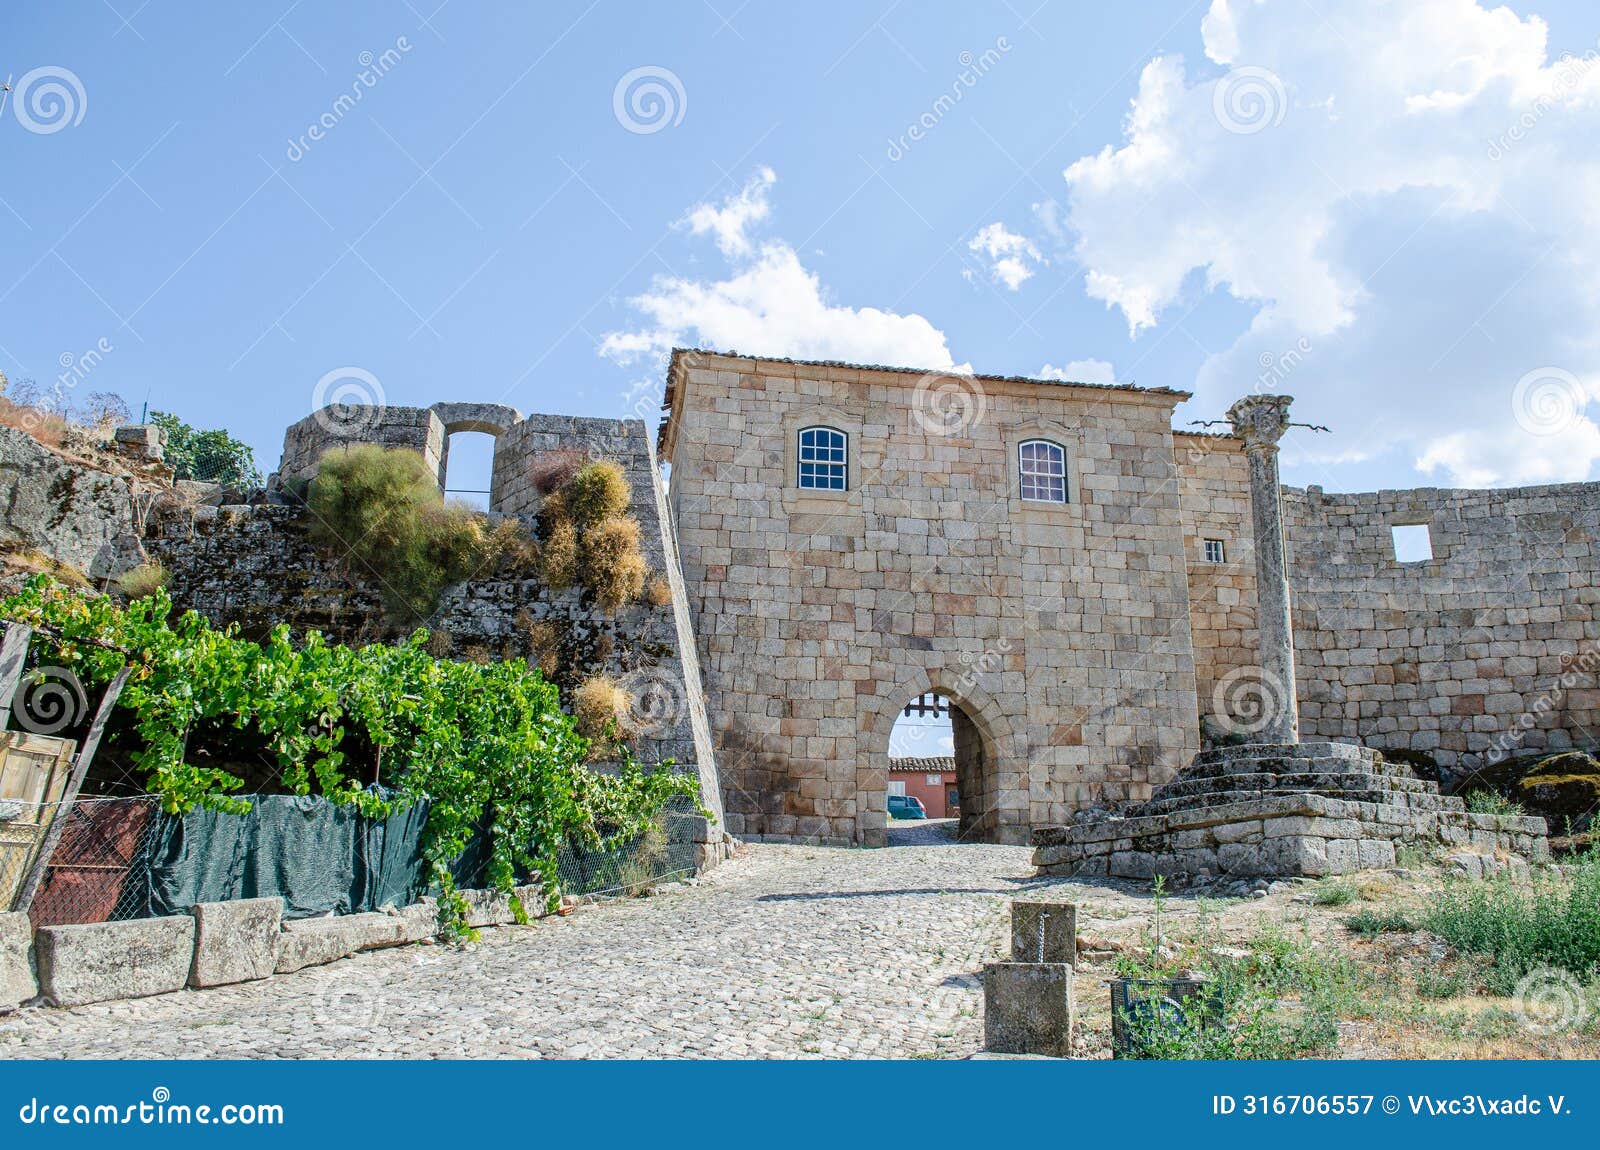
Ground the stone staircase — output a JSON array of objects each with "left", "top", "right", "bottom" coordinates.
[{"left": 1033, "top": 741, "right": 1548, "bottom": 880}]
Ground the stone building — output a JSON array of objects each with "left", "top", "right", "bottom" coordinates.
[
  {"left": 658, "top": 349, "right": 1598, "bottom": 848},
  {"left": 658, "top": 350, "right": 1205, "bottom": 847}
]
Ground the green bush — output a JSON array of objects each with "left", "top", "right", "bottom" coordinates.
[
  {"left": 150, "top": 411, "right": 262, "bottom": 488},
  {"left": 0, "top": 575, "right": 700, "bottom": 936},
  {"left": 1115, "top": 926, "right": 1360, "bottom": 1059},
  {"left": 306, "top": 445, "right": 504, "bottom": 625},
  {"left": 1311, "top": 879, "right": 1358, "bottom": 907},
  {"left": 1423, "top": 851, "right": 1600, "bottom": 994},
  {"left": 1344, "top": 907, "right": 1416, "bottom": 936}
]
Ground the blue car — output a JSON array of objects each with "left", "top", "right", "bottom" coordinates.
[{"left": 887, "top": 795, "right": 927, "bottom": 820}]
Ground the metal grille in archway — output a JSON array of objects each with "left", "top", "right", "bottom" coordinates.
[{"left": 902, "top": 693, "right": 950, "bottom": 719}]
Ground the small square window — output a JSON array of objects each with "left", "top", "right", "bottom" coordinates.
[
  {"left": 1203, "top": 539, "right": 1226, "bottom": 564},
  {"left": 1392, "top": 523, "right": 1433, "bottom": 562},
  {"left": 925, "top": 773, "right": 943, "bottom": 786}
]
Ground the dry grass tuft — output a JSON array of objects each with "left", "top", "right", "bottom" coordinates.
[
  {"left": 645, "top": 575, "right": 673, "bottom": 608},
  {"left": 0, "top": 397, "right": 70, "bottom": 450},
  {"left": 114, "top": 562, "right": 169, "bottom": 600},
  {"left": 580, "top": 515, "right": 648, "bottom": 610},
  {"left": 573, "top": 674, "right": 629, "bottom": 758},
  {"left": 540, "top": 519, "right": 579, "bottom": 591},
  {"left": 566, "top": 460, "right": 631, "bottom": 527}
]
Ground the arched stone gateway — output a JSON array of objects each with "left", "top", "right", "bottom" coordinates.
[{"left": 863, "top": 671, "right": 1023, "bottom": 846}]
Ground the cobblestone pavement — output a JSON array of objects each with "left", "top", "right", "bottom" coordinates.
[
  {"left": 0, "top": 840, "right": 1085, "bottom": 1060},
  {"left": 885, "top": 817, "right": 959, "bottom": 846}
]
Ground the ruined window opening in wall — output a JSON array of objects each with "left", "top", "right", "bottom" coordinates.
[
  {"left": 1203, "top": 538, "right": 1226, "bottom": 564},
  {"left": 1018, "top": 439, "right": 1068, "bottom": 503},
  {"left": 1391, "top": 523, "right": 1433, "bottom": 563},
  {"left": 442, "top": 431, "right": 496, "bottom": 510},
  {"left": 797, "top": 426, "right": 847, "bottom": 490}
]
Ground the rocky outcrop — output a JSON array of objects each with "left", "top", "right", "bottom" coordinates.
[{"left": 0, "top": 427, "right": 149, "bottom": 579}]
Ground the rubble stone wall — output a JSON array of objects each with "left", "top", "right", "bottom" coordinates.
[{"left": 150, "top": 412, "right": 726, "bottom": 851}]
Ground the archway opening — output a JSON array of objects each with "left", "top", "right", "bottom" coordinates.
[
  {"left": 883, "top": 692, "right": 995, "bottom": 844},
  {"left": 441, "top": 430, "right": 497, "bottom": 510}
]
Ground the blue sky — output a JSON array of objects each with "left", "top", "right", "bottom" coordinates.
[{"left": 5, "top": 1, "right": 1599, "bottom": 498}]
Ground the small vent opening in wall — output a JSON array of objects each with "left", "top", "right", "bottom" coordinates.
[{"left": 1391, "top": 523, "right": 1433, "bottom": 563}]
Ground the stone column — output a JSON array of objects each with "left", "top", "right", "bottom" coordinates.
[{"left": 1226, "top": 394, "right": 1300, "bottom": 744}]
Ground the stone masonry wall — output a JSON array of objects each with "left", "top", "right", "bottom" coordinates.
[
  {"left": 1177, "top": 438, "right": 1599, "bottom": 776},
  {"left": 1282, "top": 482, "right": 1599, "bottom": 774},
  {"left": 1173, "top": 432, "right": 1259, "bottom": 726},
  {"left": 659, "top": 350, "right": 1202, "bottom": 847}
]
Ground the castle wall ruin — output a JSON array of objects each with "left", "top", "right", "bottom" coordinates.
[{"left": 1175, "top": 435, "right": 1598, "bottom": 780}]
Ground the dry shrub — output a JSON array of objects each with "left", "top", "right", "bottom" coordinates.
[
  {"left": 645, "top": 576, "right": 673, "bottom": 608},
  {"left": 566, "top": 460, "right": 630, "bottom": 527},
  {"left": 517, "top": 612, "right": 562, "bottom": 678},
  {"left": 488, "top": 518, "right": 541, "bottom": 574},
  {"left": 114, "top": 562, "right": 169, "bottom": 600},
  {"left": 425, "top": 629, "right": 456, "bottom": 658},
  {"left": 573, "top": 674, "right": 629, "bottom": 758},
  {"left": 459, "top": 643, "right": 493, "bottom": 666},
  {"left": 528, "top": 448, "right": 588, "bottom": 495},
  {"left": 0, "top": 397, "right": 70, "bottom": 450},
  {"left": 307, "top": 445, "right": 497, "bottom": 624},
  {"left": 581, "top": 514, "right": 648, "bottom": 610},
  {"left": 541, "top": 519, "right": 579, "bottom": 591}
]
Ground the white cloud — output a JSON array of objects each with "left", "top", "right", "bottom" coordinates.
[
  {"left": 1037, "top": 358, "right": 1118, "bottom": 384},
  {"left": 679, "top": 166, "right": 775, "bottom": 259},
  {"left": 1059, "top": 0, "right": 1600, "bottom": 485},
  {"left": 968, "top": 222, "right": 1043, "bottom": 290},
  {"left": 602, "top": 170, "right": 959, "bottom": 372}
]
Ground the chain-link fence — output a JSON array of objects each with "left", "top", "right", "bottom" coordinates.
[
  {"left": 21, "top": 796, "right": 161, "bottom": 927},
  {"left": 555, "top": 807, "right": 702, "bottom": 900}
]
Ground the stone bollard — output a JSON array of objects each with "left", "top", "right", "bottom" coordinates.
[
  {"left": 1010, "top": 900, "right": 1077, "bottom": 968},
  {"left": 983, "top": 962, "right": 1075, "bottom": 1057}
]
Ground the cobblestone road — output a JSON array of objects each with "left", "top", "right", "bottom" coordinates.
[{"left": 1, "top": 838, "right": 1085, "bottom": 1060}]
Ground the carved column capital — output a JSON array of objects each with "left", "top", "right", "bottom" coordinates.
[{"left": 1226, "top": 393, "right": 1294, "bottom": 451}]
